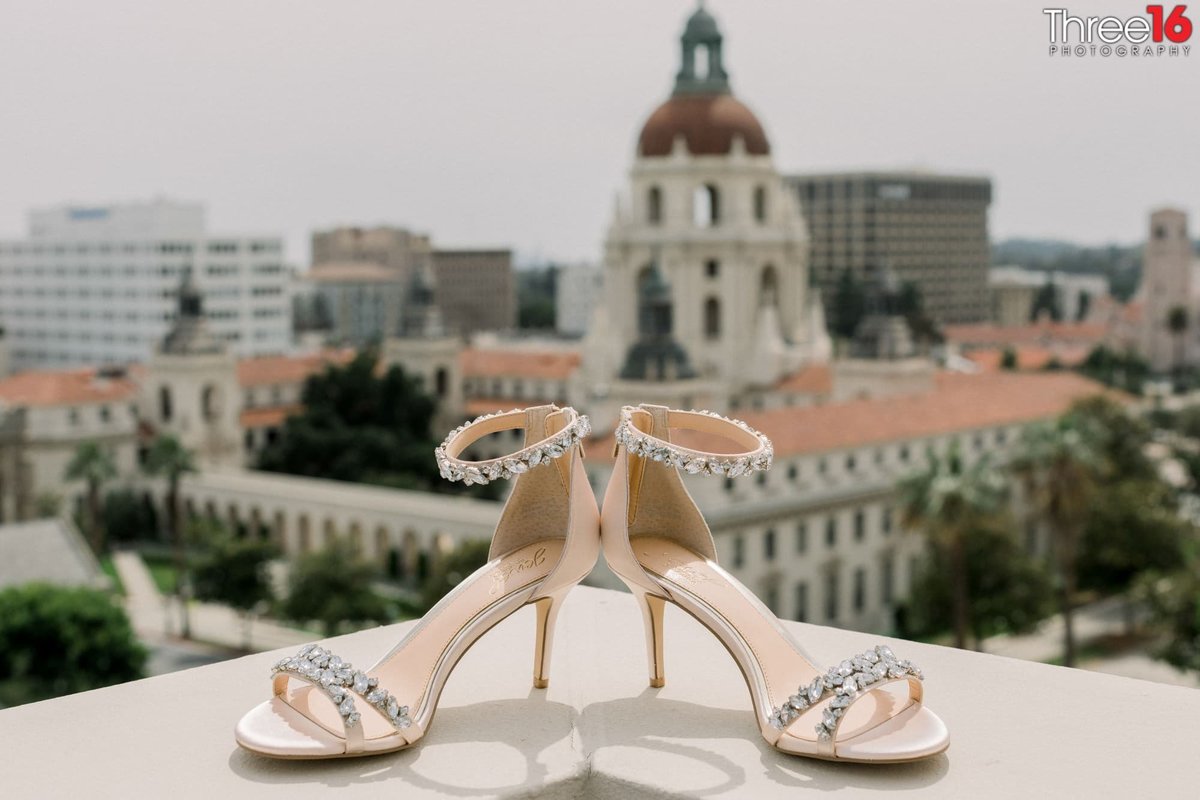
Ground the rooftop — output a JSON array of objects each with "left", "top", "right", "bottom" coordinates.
[
  {"left": 1, "top": 586, "right": 1193, "bottom": 798},
  {"left": 943, "top": 320, "right": 1107, "bottom": 348},
  {"left": 236, "top": 350, "right": 355, "bottom": 388},
  {"left": 0, "top": 367, "right": 138, "bottom": 408},
  {"left": 587, "top": 371, "right": 1115, "bottom": 460},
  {"left": 459, "top": 348, "right": 581, "bottom": 381}
]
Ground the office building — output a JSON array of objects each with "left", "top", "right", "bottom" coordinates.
[
  {"left": 0, "top": 199, "right": 291, "bottom": 371},
  {"left": 787, "top": 172, "right": 993, "bottom": 325}
]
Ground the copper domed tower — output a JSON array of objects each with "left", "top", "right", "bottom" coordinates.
[{"left": 587, "top": 4, "right": 829, "bottom": 414}]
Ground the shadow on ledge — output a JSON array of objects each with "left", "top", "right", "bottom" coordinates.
[
  {"left": 576, "top": 689, "right": 949, "bottom": 796},
  {"left": 228, "top": 689, "right": 581, "bottom": 797}
]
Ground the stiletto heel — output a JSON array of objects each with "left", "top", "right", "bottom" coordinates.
[
  {"left": 601, "top": 404, "right": 949, "bottom": 763},
  {"left": 532, "top": 589, "right": 567, "bottom": 689},
  {"left": 234, "top": 405, "right": 600, "bottom": 759},
  {"left": 629, "top": 586, "right": 667, "bottom": 687}
]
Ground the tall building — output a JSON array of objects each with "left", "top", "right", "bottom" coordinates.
[
  {"left": 311, "top": 226, "right": 433, "bottom": 279},
  {"left": 787, "top": 172, "right": 993, "bottom": 326},
  {"left": 0, "top": 200, "right": 291, "bottom": 371},
  {"left": 304, "top": 262, "right": 406, "bottom": 345},
  {"left": 555, "top": 263, "right": 603, "bottom": 337},
  {"left": 589, "top": 4, "right": 829, "bottom": 415},
  {"left": 431, "top": 249, "right": 516, "bottom": 337},
  {"left": 311, "top": 226, "right": 514, "bottom": 339},
  {"left": 1136, "top": 208, "right": 1196, "bottom": 371}
]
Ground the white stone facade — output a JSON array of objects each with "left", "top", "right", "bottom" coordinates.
[{"left": 596, "top": 139, "right": 828, "bottom": 400}]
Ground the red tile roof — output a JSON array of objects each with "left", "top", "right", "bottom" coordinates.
[
  {"left": 943, "top": 321, "right": 1106, "bottom": 347},
  {"left": 459, "top": 348, "right": 581, "bottom": 381},
  {"left": 965, "top": 345, "right": 1092, "bottom": 372},
  {"left": 236, "top": 350, "right": 354, "bottom": 388},
  {"left": 774, "top": 363, "right": 833, "bottom": 395},
  {"left": 585, "top": 371, "right": 1116, "bottom": 460},
  {"left": 240, "top": 405, "right": 300, "bottom": 429},
  {"left": 0, "top": 368, "right": 138, "bottom": 408}
]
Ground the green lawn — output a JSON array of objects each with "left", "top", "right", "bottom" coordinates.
[
  {"left": 140, "top": 553, "right": 180, "bottom": 595},
  {"left": 98, "top": 556, "right": 125, "bottom": 596}
]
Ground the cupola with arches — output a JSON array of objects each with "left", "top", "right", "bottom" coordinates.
[{"left": 594, "top": 3, "right": 830, "bottom": 402}]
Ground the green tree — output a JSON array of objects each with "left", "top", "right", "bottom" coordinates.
[
  {"left": 191, "top": 519, "right": 278, "bottom": 650},
  {"left": 906, "top": 524, "right": 1054, "bottom": 647},
  {"left": 143, "top": 435, "right": 197, "bottom": 638},
  {"left": 1079, "top": 480, "right": 1187, "bottom": 594},
  {"left": 831, "top": 269, "right": 866, "bottom": 340},
  {"left": 896, "top": 281, "right": 943, "bottom": 344},
  {"left": 518, "top": 265, "right": 559, "bottom": 330},
  {"left": 898, "top": 444, "right": 1007, "bottom": 649},
  {"left": 282, "top": 540, "right": 390, "bottom": 636},
  {"left": 0, "top": 584, "right": 146, "bottom": 705},
  {"left": 102, "top": 488, "right": 159, "bottom": 544},
  {"left": 257, "top": 351, "right": 440, "bottom": 490},
  {"left": 1078, "top": 345, "right": 1149, "bottom": 395},
  {"left": 1031, "top": 280, "right": 1062, "bottom": 322},
  {"left": 1011, "top": 410, "right": 1107, "bottom": 667},
  {"left": 1138, "top": 540, "right": 1200, "bottom": 675},
  {"left": 64, "top": 442, "right": 118, "bottom": 554},
  {"left": 33, "top": 492, "right": 62, "bottom": 518},
  {"left": 1167, "top": 305, "right": 1189, "bottom": 371},
  {"left": 420, "top": 538, "right": 492, "bottom": 611}
]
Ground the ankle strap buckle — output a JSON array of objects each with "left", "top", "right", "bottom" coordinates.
[
  {"left": 436, "top": 407, "right": 591, "bottom": 486},
  {"left": 614, "top": 406, "right": 773, "bottom": 478}
]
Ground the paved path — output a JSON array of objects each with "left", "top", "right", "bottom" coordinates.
[
  {"left": 982, "top": 595, "right": 1140, "bottom": 662},
  {"left": 111, "top": 551, "right": 312, "bottom": 660}
]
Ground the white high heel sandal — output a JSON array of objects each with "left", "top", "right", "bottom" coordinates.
[
  {"left": 601, "top": 404, "right": 949, "bottom": 763},
  {"left": 235, "top": 404, "right": 599, "bottom": 759}
]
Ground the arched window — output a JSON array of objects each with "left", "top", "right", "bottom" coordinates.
[
  {"left": 201, "top": 384, "right": 221, "bottom": 422},
  {"left": 693, "top": 184, "right": 720, "bottom": 227},
  {"left": 753, "top": 185, "right": 767, "bottom": 222},
  {"left": 159, "top": 386, "right": 173, "bottom": 422},
  {"left": 647, "top": 186, "right": 663, "bottom": 224},
  {"left": 637, "top": 265, "right": 654, "bottom": 290},
  {"left": 434, "top": 367, "right": 448, "bottom": 397},
  {"left": 760, "top": 265, "right": 780, "bottom": 307},
  {"left": 704, "top": 297, "right": 721, "bottom": 339}
]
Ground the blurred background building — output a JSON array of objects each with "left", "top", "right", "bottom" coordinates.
[
  {"left": 0, "top": 199, "right": 291, "bottom": 371},
  {"left": 787, "top": 172, "right": 993, "bottom": 326}
]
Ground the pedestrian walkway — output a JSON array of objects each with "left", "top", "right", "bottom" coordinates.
[
  {"left": 983, "top": 595, "right": 1136, "bottom": 662},
  {"left": 111, "top": 550, "right": 312, "bottom": 656}
]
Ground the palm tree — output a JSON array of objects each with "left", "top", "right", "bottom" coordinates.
[
  {"left": 1167, "top": 305, "right": 1189, "bottom": 371},
  {"left": 898, "top": 443, "right": 1006, "bottom": 650},
  {"left": 64, "top": 442, "right": 118, "bottom": 554},
  {"left": 144, "top": 434, "right": 197, "bottom": 638},
  {"left": 1011, "top": 412, "right": 1107, "bottom": 667}
]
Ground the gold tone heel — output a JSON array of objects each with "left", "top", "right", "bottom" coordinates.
[
  {"left": 532, "top": 590, "right": 567, "bottom": 689},
  {"left": 639, "top": 591, "right": 667, "bottom": 688}
]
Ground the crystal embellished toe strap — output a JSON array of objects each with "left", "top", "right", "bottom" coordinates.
[
  {"left": 614, "top": 406, "right": 773, "bottom": 477},
  {"left": 768, "top": 645, "right": 924, "bottom": 756},
  {"left": 272, "top": 643, "right": 412, "bottom": 754},
  {"left": 436, "top": 406, "right": 591, "bottom": 486}
]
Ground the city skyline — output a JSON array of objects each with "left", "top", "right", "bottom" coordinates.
[{"left": 2, "top": 1, "right": 1198, "bottom": 266}]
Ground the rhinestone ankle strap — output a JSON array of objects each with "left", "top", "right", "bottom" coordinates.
[
  {"left": 613, "top": 406, "right": 773, "bottom": 478},
  {"left": 436, "top": 406, "right": 591, "bottom": 486}
]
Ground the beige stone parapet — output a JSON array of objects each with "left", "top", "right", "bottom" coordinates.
[{"left": 1, "top": 587, "right": 1195, "bottom": 798}]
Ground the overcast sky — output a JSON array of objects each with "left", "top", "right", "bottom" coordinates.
[{"left": 3, "top": 1, "right": 1197, "bottom": 266}]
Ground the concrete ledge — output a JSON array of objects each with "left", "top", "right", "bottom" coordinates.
[{"left": 1, "top": 587, "right": 1196, "bottom": 798}]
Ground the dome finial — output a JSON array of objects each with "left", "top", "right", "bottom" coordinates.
[{"left": 674, "top": 3, "right": 730, "bottom": 96}]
